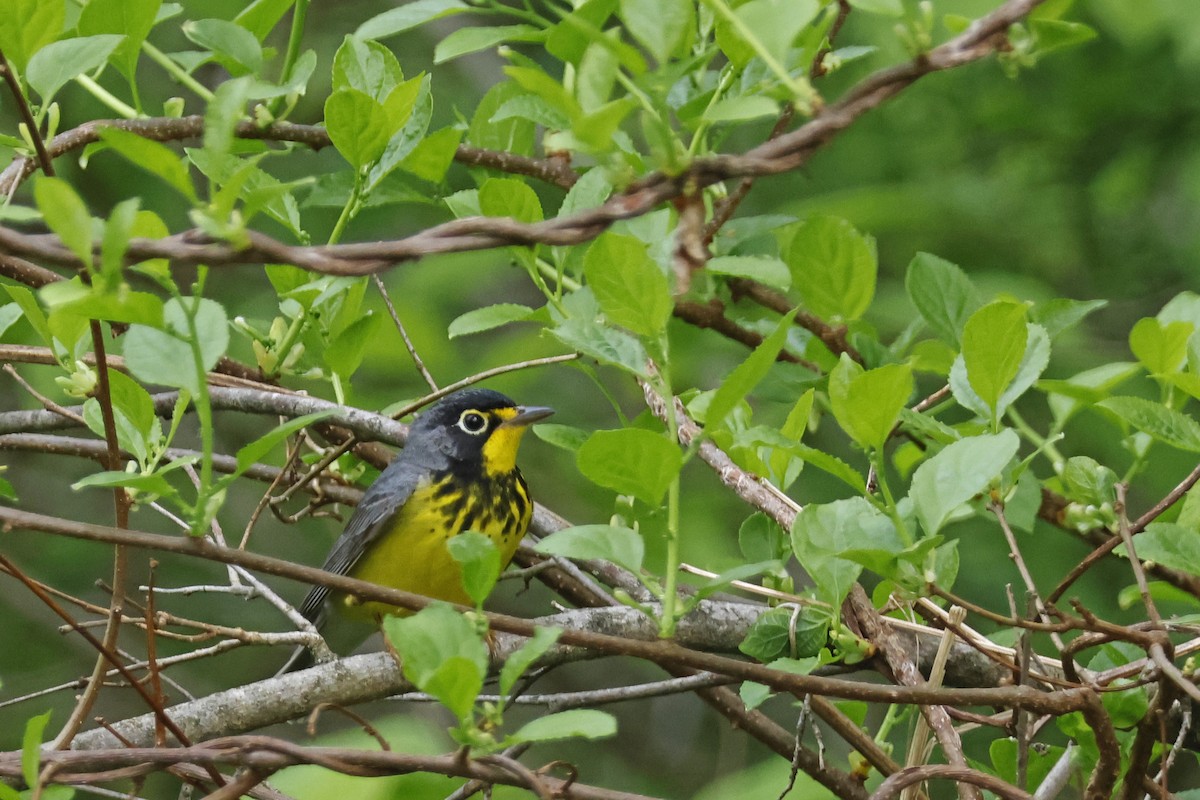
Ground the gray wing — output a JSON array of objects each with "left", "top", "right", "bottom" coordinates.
[{"left": 298, "top": 457, "right": 429, "bottom": 625}]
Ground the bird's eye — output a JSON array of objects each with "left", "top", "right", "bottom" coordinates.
[{"left": 457, "top": 410, "right": 488, "bottom": 435}]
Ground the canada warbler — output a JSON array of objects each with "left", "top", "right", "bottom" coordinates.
[{"left": 279, "top": 388, "right": 552, "bottom": 673}]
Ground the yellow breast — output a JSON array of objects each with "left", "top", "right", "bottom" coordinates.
[{"left": 340, "top": 471, "right": 531, "bottom": 621}]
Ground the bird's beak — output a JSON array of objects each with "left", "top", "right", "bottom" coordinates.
[{"left": 502, "top": 405, "right": 555, "bottom": 428}]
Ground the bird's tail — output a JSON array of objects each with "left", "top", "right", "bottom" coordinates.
[{"left": 275, "top": 644, "right": 316, "bottom": 676}]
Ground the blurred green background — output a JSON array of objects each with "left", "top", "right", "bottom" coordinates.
[{"left": 2, "top": 0, "right": 1198, "bottom": 796}]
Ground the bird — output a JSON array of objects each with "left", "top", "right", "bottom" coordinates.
[{"left": 278, "top": 388, "right": 553, "bottom": 674}]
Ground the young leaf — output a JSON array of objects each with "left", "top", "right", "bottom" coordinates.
[
  {"left": 448, "top": 303, "right": 534, "bottom": 338},
  {"left": 34, "top": 177, "right": 94, "bottom": 268},
  {"left": 533, "top": 524, "right": 644, "bottom": 573},
  {"left": 182, "top": 18, "right": 263, "bottom": 75},
  {"left": 324, "top": 312, "right": 382, "bottom": 377},
  {"left": 706, "top": 255, "right": 791, "bottom": 291},
  {"left": 950, "top": 323, "right": 1050, "bottom": 420},
  {"left": 325, "top": 88, "right": 391, "bottom": 169},
  {"left": 434, "top": 24, "right": 543, "bottom": 64},
  {"left": 26, "top": 35, "right": 122, "bottom": 104},
  {"left": 446, "top": 531, "right": 502, "bottom": 607},
  {"left": 583, "top": 233, "right": 671, "bottom": 338},
  {"left": 22, "top": 710, "right": 53, "bottom": 788},
  {"left": 400, "top": 126, "right": 463, "bottom": 182},
  {"left": 904, "top": 252, "right": 981, "bottom": 345},
  {"left": 99, "top": 128, "right": 197, "bottom": 203},
  {"left": 827, "top": 355, "right": 913, "bottom": 452},
  {"left": 233, "top": 410, "right": 334, "bottom": 478},
  {"left": 383, "top": 603, "right": 488, "bottom": 721},
  {"left": 705, "top": 309, "right": 798, "bottom": 430},
  {"left": 510, "top": 709, "right": 617, "bottom": 743},
  {"left": 910, "top": 430, "right": 1020, "bottom": 536},
  {"left": 792, "top": 497, "right": 894, "bottom": 605},
  {"left": 577, "top": 428, "right": 681, "bottom": 505},
  {"left": 1129, "top": 317, "right": 1191, "bottom": 375},
  {"left": 234, "top": 0, "right": 296, "bottom": 41},
  {"left": 356, "top": 0, "right": 470, "bottom": 40},
  {"left": 499, "top": 626, "right": 562, "bottom": 697},
  {"left": 785, "top": 215, "right": 876, "bottom": 320},
  {"left": 960, "top": 301, "right": 1028, "bottom": 416},
  {"left": 479, "top": 177, "right": 544, "bottom": 224},
  {"left": 618, "top": 0, "right": 693, "bottom": 64},
  {"left": 0, "top": 0, "right": 64, "bottom": 72},
  {"left": 332, "top": 35, "right": 403, "bottom": 99}
]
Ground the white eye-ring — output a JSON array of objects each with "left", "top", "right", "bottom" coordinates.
[{"left": 457, "top": 410, "right": 488, "bottom": 435}]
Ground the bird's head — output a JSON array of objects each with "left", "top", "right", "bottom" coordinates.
[{"left": 406, "top": 388, "right": 554, "bottom": 475}]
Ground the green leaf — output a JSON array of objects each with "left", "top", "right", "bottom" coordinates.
[
  {"left": 828, "top": 355, "right": 913, "bottom": 452},
  {"left": 22, "top": 710, "right": 52, "bottom": 788},
  {"left": 1099, "top": 396, "right": 1200, "bottom": 453},
  {"left": 0, "top": 0, "right": 64, "bottom": 72},
  {"left": 706, "top": 255, "right": 790, "bottom": 290},
  {"left": 468, "top": 81, "right": 535, "bottom": 156},
  {"left": 904, "top": 252, "right": 981, "bottom": 346},
  {"left": 532, "top": 423, "right": 590, "bottom": 452},
  {"left": 383, "top": 603, "right": 487, "bottom": 721},
  {"left": 182, "top": 18, "right": 263, "bottom": 75},
  {"left": 792, "top": 497, "right": 895, "bottom": 605},
  {"left": 400, "top": 126, "right": 463, "bottom": 182},
  {"left": 73, "top": 468, "right": 182, "bottom": 498},
  {"left": 34, "top": 177, "right": 94, "bottom": 268},
  {"left": 479, "top": 176, "right": 544, "bottom": 224},
  {"left": 332, "top": 35, "right": 403, "bottom": 99},
  {"left": 552, "top": 307, "right": 649, "bottom": 377},
  {"left": 324, "top": 312, "right": 382, "bottom": 377},
  {"left": 739, "top": 606, "right": 828, "bottom": 662},
  {"left": 26, "top": 35, "right": 122, "bottom": 104},
  {"left": 234, "top": 411, "right": 334, "bottom": 478},
  {"left": 1062, "top": 456, "right": 1116, "bottom": 507},
  {"left": 434, "top": 24, "right": 543, "bottom": 64},
  {"left": 910, "top": 431, "right": 1020, "bottom": 536},
  {"left": 583, "top": 233, "right": 671, "bottom": 338},
  {"left": 577, "top": 428, "right": 681, "bottom": 506},
  {"left": 203, "top": 77, "right": 252, "bottom": 161},
  {"left": 446, "top": 531, "right": 502, "bottom": 607},
  {"left": 951, "top": 323, "right": 1050, "bottom": 420},
  {"left": 77, "top": 0, "right": 160, "bottom": 82},
  {"left": 99, "top": 128, "right": 197, "bottom": 202},
  {"left": 1031, "top": 18, "right": 1097, "bottom": 56},
  {"left": 1130, "top": 317, "right": 1191, "bottom": 375},
  {"left": 1029, "top": 297, "right": 1107, "bottom": 339},
  {"left": 559, "top": 168, "right": 612, "bottom": 217},
  {"left": 848, "top": 0, "right": 902, "bottom": 15},
  {"left": 960, "top": 301, "right": 1028, "bottom": 417},
  {"left": 325, "top": 88, "right": 391, "bottom": 169},
  {"left": 706, "top": 309, "right": 798, "bottom": 430},
  {"left": 534, "top": 524, "right": 644, "bottom": 572},
  {"left": 356, "top": 0, "right": 470, "bottom": 40},
  {"left": 739, "top": 512, "right": 788, "bottom": 563},
  {"left": 618, "top": 0, "right": 692, "bottom": 64},
  {"left": 702, "top": 95, "right": 779, "bottom": 124},
  {"left": 123, "top": 297, "right": 228, "bottom": 393},
  {"left": 1131, "top": 523, "right": 1200, "bottom": 575},
  {"left": 6, "top": 285, "right": 52, "bottom": 346},
  {"left": 448, "top": 303, "right": 533, "bottom": 338},
  {"left": 785, "top": 215, "right": 876, "bottom": 320},
  {"left": 499, "top": 626, "right": 562, "bottom": 697},
  {"left": 234, "top": 0, "right": 295, "bottom": 41},
  {"left": 510, "top": 709, "right": 617, "bottom": 743},
  {"left": 39, "top": 279, "right": 164, "bottom": 328},
  {"left": 716, "top": 0, "right": 820, "bottom": 68}
]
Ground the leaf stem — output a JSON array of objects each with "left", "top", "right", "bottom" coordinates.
[
  {"left": 269, "top": 0, "right": 310, "bottom": 115},
  {"left": 142, "top": 42, "right": 215, "bottom": 103},
  {"left": 73, "top": 75, "right": 139, "bottom": 119}
]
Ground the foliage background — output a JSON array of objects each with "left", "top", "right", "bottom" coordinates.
[{"left": 1, "top": 0, "right": 1199, "bottom": 797}]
